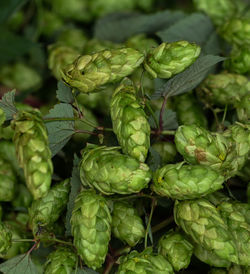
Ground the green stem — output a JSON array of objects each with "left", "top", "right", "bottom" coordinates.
[
  {"left": 221, "top": 104, "right": 228, "bottom": 125},
  {"left": 12, "top": 239, "right": 35, "bottom": 243},
  {"left": 43, "top": 117, "right": 78, "bottom": 122},
  {"left": 144, "top": 198, "right": 157, "bottom": 249},
  {"left": 151, "top": 216, "right": 174, "bottom": 233},
  {"left": 146, "top": 101, "right": 159, "bottom": 128},
  {"left": 49, "top": 238, "right": 73, "bottom": 246}
]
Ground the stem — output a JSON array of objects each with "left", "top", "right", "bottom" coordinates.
[
  {"left": 27, "top": 240, "right": 40, "bottom": 255},
  {"left": 146, "top": 101, "right": 159, "bottom": 128},
  {"left": 151, "top": 130, "right": 175, "bottom": 135},
  {"left": 140, "top": 70, "right": 145, "bottom": 98},
  {"left": 159, "top": 95, "right": 168, "bottom": 131},
  {"left": 49, "top": 238, "right": 74, "bottom": 246},
  {"left": 221, "top": 104, "right": 228, "bottom": 125},
  {"left": 44, "top": 117, "right": 78, "bottom": 122},
  {"left": 75, "top": 129, "right": 97, "bottom": 136},
  {"left": 151, "top": 216, "right": 174, "bottom": 233},
  {"left": 144, "top": 198, "right": 157, "bottom": 249},
  {"left": 103, "top": 254, "right": 115, "bottom": 274},
  {"left": 12, "top": 239, "right": 35, "bottom": 243}
]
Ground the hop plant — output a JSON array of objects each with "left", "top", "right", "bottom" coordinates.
[
  {"left": 198, "top": 72, "right": 250, "bottom": 107},
  {"left": 224, "top": 46, "right": 250, "bottom": 74},
  {"left": 61, "top": 48, "right": 144, "bottom": 93},
  {"left": 29, "top": 179, "right": 70, "bottom": 236},
  {"left": 0, "top": 223, "right": 12, "bottom": 257},
  {"left": 44, "top": 246, "right": 78, "bottom": 274},
  {"left": 193, "top": 244, "right": 231, "bottom": 267},
  {"left": 0, "top": 158, "right": 16, "bottom": 202},
  {"left": 80, "top": 145, "right": 152, "bottom": 195},
  {"left": 151, "top": 142, "right": 177, "bottom": 164},
  {"left": 117, "top": 248, "right": 174, "bottom": 274},
  {"left": 158, "top": 230, "right": 193, "bottom": 271},
  {"left": 235, "top": 94, "right": 250, "bottom": 122},
  {"left": 175, "top": 92, "right": 208, "bottom": 128},
  {"left": 12, "top": 184, "right": 33, "bottom": 208},
  {"left": 218, "top": 201, "right": 250, "bottom": 266},
  {"left": 111, "top": 201, "right": 145, "bottom": 247},
  {"left": 193, "top": 0, "right": 237, "bottom": 26},
  {"left": 174, "top": 199, "right": 238, "bottom": 263},
  {"left": 11, "top": 110, "right": 53, "bottom": 200},
  {"left": 48, "top": 44, "right": 80, "bottom": 80},
  {"left": 219, "top": 18, "right": 250, "bottom": 46},
  {"left": 0, "top": 108, "right": 5, "bottom": 126},
  {"left": 125, "top": 34, "right": 158, "bottom": 53},
  {"left": 40, "top": 10, "right": 64, "bottom": 37},
  {"left": 110, "top": 79, "right": 151, "bottom": 162},
  {"left": 152, "top": 162, "right": 225, "bottom": 200},
  {"left": 70, "top": 189, "right": 112, "bottom": 270},
  {"left": 144, "top": 41, "right": 201, "bottom": 79},
  {"left": 84, "top": 39, "right": 121, "bottom": 55}
]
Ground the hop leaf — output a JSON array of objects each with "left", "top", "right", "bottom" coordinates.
[
  {"left": 80, "top": 145, "right": 152, "bottom": 195},
  {"left": 151, "top": 142, "right": 177, "bottom": 165},
  {"left": 110, "top": 79, "right": 151, "bottom": 162},
  {"left": 11, "top": 109, "right": 53, "bottom": 200},
  {"left": 0, "top": 223, "right": 12, "bottom": 257},
  {"left": 70, "top": 189, "right": 112, "bottom": 270}
]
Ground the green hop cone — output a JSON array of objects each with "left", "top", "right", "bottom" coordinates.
[
  {"left": 11, "top": 109, "right": 53, "bottom": 200},
  {"left": 144, "top": 41, "right": 201, "bottom": 79},
  {"left": 235, "top": 94, "right": 250, "bottom": 122},
  {"left": 70, "top": 189, "right": 112, "bottom": 270},
  {"left": 40, "top": 10, "right": 64, "bottom": 37},
  {"left": 193, "top": 244, "right": 231, "bottom": 267},
  {"left": 80, "top": 145, "right": 152, "bottom": 195},
  {"left": 29, "top": 179, "right": 70, "bottom": 236},
  {"left": 174, "top": 198, "right": 238, "bottom": 263},
  {"left": 193, "top": 0, "right": 237, "bottom": 26},
  {"left": 44, "top": 246, "right": 78, "bottom": 274},
  {"left": 0, "top": 108, "right": 5, "bottom": 126},
  {"left": 218, "top": 201, "right": 250, "bottom": 266},
  {"left": 111, "top": 201, "right": 145, "bottom": 247},
  {"left": 151, "top": 142, "right": 177, "bottom": 164},
  {"left": 61, "top": 48, "right": 144, "bottom": 93},
  {"left": 152, "top": 162, "right": 225, "bottom": 200},
  {"left": 198, "top": 72, "right": 250, "bottom": 107},
  {"left": 48, "top": 44, "right": 80, "bottom": 80},
  {"left": 158, "top": 230, "right": 193, "bottom": 271},
  {"left": 12, "top": 184, "right": 33, "bottom": 208},
  {"left": 0, "top": 222, "right": 12, "bottom": 257},
  {"left": 125, "top": 34, "right": 158, "bottom": 54},
  {"left": 110, "top": 79, "right": 151, "bottom": 162},
  {"left": 84, "top": 39, "right": 121, "bottom": 55},
  {"left": 224, "top": 46, "right": 250, "bottom": 74},
  {"left": 219, "top": 18, "right": 250, "bottom": 46},
  {"left": 0, "top": 62, "right": 42, "bottom": 91},
  {"left": 175, "top": 92, "right": 208, "bottom": 128},
  {"left": 0, "top": 158, "right": 16, "bottom": 202},
  {"left": 117, "top": 248, "right": 174, "bottom": 274}
]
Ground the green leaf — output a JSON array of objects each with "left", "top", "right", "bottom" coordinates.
[
  {"left": 65, "top": 154, "right": 82, "bottom": 236},
  {"left": 0, "top": 90, "right": 17, "bottom": 120},
  {"left": 152, "top": 55, "right": 226, "bottom": 99},
  {"left": 45, "top": 103, "right": 74, "bottom": 157},
  {"left": 0, "top": 27, "right": 36, "bottom": 64},
  {"left": 94, "top": 10, "right": 186, "bottom": 42},
  {"left": 0, "top": 254, "right": 38, "bottom": 274},
  {"left": 146, "top": 147, "right": 162, "bottom": 172},
  {"left": 0, "top": 0, "right": 28, "bottom": 24},
  {"left": 149, "top": 109, "right": 178, "bottom": 130},
  {"left": 56, "top": 81, "right": 74, "bottom": 104}
]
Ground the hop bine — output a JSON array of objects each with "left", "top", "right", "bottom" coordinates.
[
  {"left": 174, "top": 198, "right": 238, "bottom": 263},
  {"left": 110, "top": 79, "right": 151, "bottom": 162},
  {"left": 158, "top": 230, "right": 193, "bottom": 271},
  {"left": 111, "top": 201, "right": 145, "bottom": 247},
  {"left": 61, "top": 47, "right": 144, "bottom": 93},
  {"left": 144, "top": 41, "right": 201, "bottom": 79},
  {"left": 70, "top": 189, "right": 112, "bottom": 270},
  {"left": 11, "top": 109, "right": 53, "bottom": 200},
  {"left": 80, "top": 145, "right": 152, "bottom": 195}
]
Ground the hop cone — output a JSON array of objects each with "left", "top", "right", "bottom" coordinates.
[
  {"left": 11, "top": 109, "right": 53, "bottom": 200},
  {"left": 44, "top": 246, "right": 78, "bottom": 274},
  {"left": 235, "top": 94, "right": 250, "bottom": 122},
  {"left": 158, "top": 230, "right": 193, "bottom": 271},
  {"left": 70, "top": 189, "right": 112, "bottom": 269},
  {"left": 0, "top": 222, "right": 12, "bottom": 257},
  {"left": 151, "top": 142, "right": 177, "bottom": 164},
  {"left": 152, "top": 162, "right": 224, "bottom": 200},
  {"left": 111, "top": 201, "right": 145, "bottom": 247},
  {"left": 29, "top": 179, "right": 70, "bottom": 236},
  {"left": 61, "top": 48, "right": 144, "bottom": 93},
  {"left": 84, "top": 39, "right": 121, "bottom": 55},
  {"left": 80, "top": 145, "right": 152, "bottom": 195},
  {"left": 194, "top": 244, "right": 231, "bottom": 267},
  {"left": 225, "top": 46, "right": 250, "bottom": 74},
  {"left": 40, "top": 10, "right": 63, "bottom": 37},
  {"left": 125, "top": 34, "right": 158, "bottom": 53},
  {"left": 144, "top": 41, "right": 201, "bottom": 79},
  {"left": 48, "top": 44, "right": 80, "bottom": 80},
  {"left": 198, "top": 72, "right": 250, "bottom": 106},
  {"left": 0, "top": 108, "right": 5, "bottom": 126},
  {"left": 0, "top": 158, "right": 16, "bottom": 201},
  {"left": 110, "top": 79, "right": 151, "bottom": 162},
  {"left": 175, "top": 92, "right": 208, "bottom": 128},
  {"left": 57, "top": 28, "right": 87, "bottom": 51},
  {"left": 218, "top": 201, "right": 250, "bottom": 266},
  {"left": 219, "top": 18, "right": 250, "bottom": 46},
  {"left": 193, "top": 0, "right": 237, "bottom": 26},
  {"left": 174, "top": 199, "right": 238, "bottom": 263},
  {"left": 117, "top": 248, "right": 174, "bottom": 274}
]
